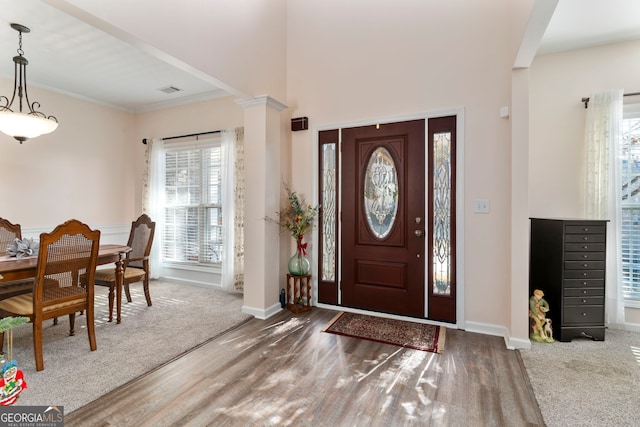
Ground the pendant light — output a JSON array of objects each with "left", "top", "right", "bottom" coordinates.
[{"left": 0, "top": 23, "right": 58, "bottom": 143}]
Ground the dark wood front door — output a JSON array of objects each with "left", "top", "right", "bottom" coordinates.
[{"left": 341, "top": 120, "right": 425, "bottom": 317}]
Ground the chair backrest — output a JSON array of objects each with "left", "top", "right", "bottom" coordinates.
[
  {"left": 0, "top": 217, "right": 22, "bottom": 257},
  {"left": 34, "top": 219, "right": 101, "bottom": 308},
  {"left": 126, "top": 214, "right": 155, "bottom": 269}
]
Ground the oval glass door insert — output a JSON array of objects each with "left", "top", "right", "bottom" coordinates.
[{"left": 364, "top": 147, "right": 398, "bottom": 238}]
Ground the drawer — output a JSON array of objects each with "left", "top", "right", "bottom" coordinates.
[
  {"left": 565, "top": 243, "right": 606, "bottom": 252},
  {"left": 564, "top": 296, "right": 605, "bottom": 306},
  {"left": 563, "top": 306, "right": 604, "bottom": 325},
  {"left": 564, "top": 261, "right": 605, "bottom": 270},
  {"left": 565, "top": 234, "right": 605, "bottom": 243},
  {"left": 565, "top": 225, "right": 606, "bottom": 234},
  {"left": 564, "top": 269, "right": 605, "bottom": 279},
  {"left": 559, "top": 326, "right": 605, "bottom": 342},
  {"left": 564, "top": 286, "right": 604, "bottom": 296},
  {"left": 564, "top": 252, "right": 605, "bottom": 261}
]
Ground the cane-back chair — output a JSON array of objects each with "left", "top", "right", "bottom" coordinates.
[
  {"left": 0, "top": 219, "right": 100, "bottom": 371},
  {"left": 0, "top": 217, "right": 36, "bottom": 299},
  {"left": 94, "top": 214, "right": 155, "bottom": 322}
]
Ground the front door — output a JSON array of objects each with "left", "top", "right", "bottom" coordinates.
[{"left": 341, "top": 120, "right": 426, "bottom": 317}]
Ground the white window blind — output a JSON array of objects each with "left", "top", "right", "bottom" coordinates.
[
  {"left": 621, "top": 116, "right": 640, "bottom": 300},
  {"left": 163, "top": 142, "right": 223, "bottom": 265}
]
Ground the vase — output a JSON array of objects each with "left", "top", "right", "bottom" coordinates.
[{"left": 288, "top": 252, "right": 310, "bottom": 276}]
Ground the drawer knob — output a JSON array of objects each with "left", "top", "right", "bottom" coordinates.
[
  {"left": 583, "top": 263, "right": 588, "bottom": 267},
  {"left": 583, "top": 245, "right": 588, "bottom": 249},
  {"left": 582, "top": 272, "right": 588, "bottom": 276},
  {"left": 582, "top": 290, "right": 588, "bottom": 294},
  {"left": 582, "top": 299, "right": 587, "bottom": 303},
  {"left": 582, "top": 312, "right": 588, "bottom": 316},
  {"left": 583, "top": 255, "right": 588, "bottom": 258},
  {"left": 584, "top": 227, "right": 589, "bottom": 231},
  {"left": 583, "top": 237, "right": 589, "bottom": 241},
  {"left": 582, "top": 281, "right": 587, "bottom": 285}
]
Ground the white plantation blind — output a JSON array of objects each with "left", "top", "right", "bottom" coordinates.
[
  {"left": 621, "top": 115, "right": 640, "bottom": 300},
  {"left": 163, "top": 139, "right": 223, "bottom": 265}
]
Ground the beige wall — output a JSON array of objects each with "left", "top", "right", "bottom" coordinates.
[
  {"left": 530, "top": 39, "right": 640, "bottom": 326},
  {"left": 287, "top": 1, "right": 515, "bottom": 331},
  {"left": 0, "top": 77, "right": 136, "bottom": 229},
  {"left": 133, "top": 96, "right": 245, "bottom": 216}
]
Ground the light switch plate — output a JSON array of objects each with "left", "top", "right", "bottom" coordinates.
[{"left": 474, "top": 199, "right": 490, "bottom": 214}]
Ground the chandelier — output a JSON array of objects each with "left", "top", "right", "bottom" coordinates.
[{"left": 0, "top": 23, "right": 58, "bottom": 143}]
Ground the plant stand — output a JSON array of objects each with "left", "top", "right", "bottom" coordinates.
[{"left": 286, "top": 274, "right": 312, "bottom": 313}]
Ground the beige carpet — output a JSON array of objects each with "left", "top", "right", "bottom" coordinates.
[
  {"left": 4, "top": 281, "right": 252, "bottom": 413},
  {"left": 519, "top": 329, "right": 640, "bottom": 427}
]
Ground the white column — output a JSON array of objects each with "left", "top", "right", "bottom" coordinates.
[{"left": 237, "top": 95, "right": 288, "bottom": 319}]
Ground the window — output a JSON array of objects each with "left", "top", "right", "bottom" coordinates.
[
  {"left": 621, "top": 111, "right": 640, "bottom": 300},
  {"left": 163, "top": 140, "right": 224, "bottom": 266}
]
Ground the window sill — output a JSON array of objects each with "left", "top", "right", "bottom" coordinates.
[
  {"left": 624, "top": 299, "right": 640, "bottom": 309},
  {"left": 162, "top": 262, "right": 221, "bottom": 274}
]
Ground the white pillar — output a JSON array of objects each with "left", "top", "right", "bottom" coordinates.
[{"left": 237, "top": 95, "right": 288, "bottom": 319}]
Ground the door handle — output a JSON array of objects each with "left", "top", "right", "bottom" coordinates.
[{"left": 414, "top": 230, "right": 423, "bottom": 237}]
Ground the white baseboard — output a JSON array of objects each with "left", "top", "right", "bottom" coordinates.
[
  {"left": 464, "top": 320, "right": 531, "bottom": 350},
  {"left": 242, "top": 302, "right": 282, "bottom": 320}
]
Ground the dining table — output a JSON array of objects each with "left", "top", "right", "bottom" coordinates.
[{"left": 0, "top": 244, "right": 131, "bottom": 324}]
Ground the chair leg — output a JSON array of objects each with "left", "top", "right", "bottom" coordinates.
[
  {"left": 33, "top": 321, "right": 44, "bottom": 371},
  {"left": 0, "top": 331, "right": 4, "bottom": 354},
  {"left": 125, "top": 284, "right": 132, "bottom": 303},
  {"left": 68, "top": 313, "right": 76, "bottom": 336},
  {"left": 53, "top": 317, "right": 58, "bottom": 325},
  {"left": 86, "top": 303, "right": 97, "bottom": 352},
  {"left": 107, "top": 284, "right": 115, "bottom": 323},
  {"left": 143, "top": 277, "right": 152, "bottom": 307}
]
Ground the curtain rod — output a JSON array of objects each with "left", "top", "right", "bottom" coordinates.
[
  {"left": 581, "top": 92, "right": 640, "bottom": 109},
  {"left": 142, "top": 130, "right": 222, "bottom": 144}
]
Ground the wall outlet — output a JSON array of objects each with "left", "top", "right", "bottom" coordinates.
[{"left": 473, "top": 199, "right": 490, "bottom": 214}]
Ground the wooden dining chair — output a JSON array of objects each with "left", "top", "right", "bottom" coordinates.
[
  {"left": 0, "top": 217, "right": 36, "bottom": 299},
  {"left": 0, "top": 219, "right": 100, "bottom": 371},
  {"left": 94, "top": 214, "right": 155, "bottom": 322}
]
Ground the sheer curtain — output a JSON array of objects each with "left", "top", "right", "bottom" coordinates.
[
  {"left": 142, "top": 137, "right": 165, "bottom": 280},
  {"left": 221, "top": 128, "right": 245, "bottom": 292},
  {"left": 584, "top": 90, "right": 625, "bottom": 327}
]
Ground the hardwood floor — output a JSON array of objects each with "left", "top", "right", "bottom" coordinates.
[{"left": 67, "top": 308, "right": 543, "bottom": 426}]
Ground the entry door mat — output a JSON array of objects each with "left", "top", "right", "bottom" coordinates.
[{"left": 322, "top": 312, "right": 445, "bottom": 354}]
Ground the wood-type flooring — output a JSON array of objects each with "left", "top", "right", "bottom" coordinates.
[{"left": 66, "top": 308, "right": 543, "bottom": 426}]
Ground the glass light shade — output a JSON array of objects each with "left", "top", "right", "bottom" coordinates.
[{"left": 0, "top": 111, "right": 58, "bottom": 140}]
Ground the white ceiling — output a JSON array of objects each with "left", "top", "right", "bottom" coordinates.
[
  {"left": 0, "top": 0, "right": 228, "bottom": 113},
  {"left": 0, "top": 1, "right": 639, "bottom": 114},
  {"left": 537, "top": 0, "right": 640, "bottom": 55}
]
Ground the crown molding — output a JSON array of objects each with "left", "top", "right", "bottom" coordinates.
[{"left": 235, "top": 95, "right": 287, "bottom": 111}]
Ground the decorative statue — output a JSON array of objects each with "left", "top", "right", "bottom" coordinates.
[
  {"left": 529, "top": 289, "right": 554, "bottom": 343},
  {"left": 0, "top": 360, "right": 27, "bottom": 405}
]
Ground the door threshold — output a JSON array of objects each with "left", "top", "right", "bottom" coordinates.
[{"left": 315, "top": 302, "right": 457, "bottom": 329}]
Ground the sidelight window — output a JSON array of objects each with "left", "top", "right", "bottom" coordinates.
[{"left": 432, "top": 132, "right": 452, "bottom": 296}]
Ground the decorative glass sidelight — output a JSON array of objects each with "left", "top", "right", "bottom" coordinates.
[
  {"left": 321, "top": 143, "right": 337, "bottom": 281},
  {"left": 432, "top": 132, "right": 452, "bottom": 295},
  {"left": 364, "top": 147, "right": 398, "bottom": 239}
]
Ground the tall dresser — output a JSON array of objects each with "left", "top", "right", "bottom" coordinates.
[{"left": 529, "top": 218, "right": 607, "bottom": 342}]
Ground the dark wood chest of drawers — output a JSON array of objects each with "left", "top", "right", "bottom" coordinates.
[{"left": 529, "top": 218, "right": 607, "bottom": 342}]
